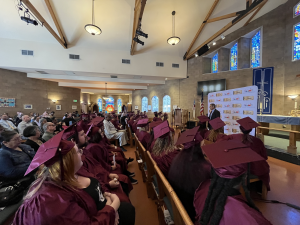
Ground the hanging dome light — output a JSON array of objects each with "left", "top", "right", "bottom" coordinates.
[
  {"left": 85, "top": 0, "right": 102, "bottom": 35},
  {"left": 167, "top": 11, "right": 181, "bottom": 45}
]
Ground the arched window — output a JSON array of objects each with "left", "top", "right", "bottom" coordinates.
[
  {"left": 142, "top": 97, "right": 148, "bottom": 112},
  {"left": 152, "top": 96, "right": 159, "bottom": 112},
  {"left": 105, "top": 97, "right": 114, "bottom": 113},
  {"left": 230, "top": 43, "right": 238, "bottom": 71},
  {"left": 97, "top": 98, "right": 102, "bottom": 112},
  {"left": 212, "top": 53, "right": 218, "bottom": 73},
  {"left": 294, "top": 2, "right": 300, "bottom": 18},
  {"left": 293, "top": 23, "right": 300, "bottom": 61},
  {"left": 117, "top": 99, "right": 122, "bottom": 113},
  {"left": 163, "top": 95, "right": 171, "bottom": 113},
  {"left": 251, "top": 30, "right": 261, "bottom": 68}
]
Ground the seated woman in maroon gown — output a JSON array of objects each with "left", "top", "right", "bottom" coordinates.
[
  {"left": 152, "top": 112, "right": 162, "bottom": 122},
  {"left": 14, "top": 132, "right": 135, "bottom": 225},
  {"left": 227, "top": 117, "right": 270, "bottom": 191},
  {"left": 194, "top": 140, "right": 272, "bottom": 225},
  {"left": 151, "top": 121, "right": 179, "bottom": 177},
  {"left": 204, "top": 117, "right": 228, "bottom": 143},
  {"left": 136, "top": 119, "right": 151, "bottom": 149}
]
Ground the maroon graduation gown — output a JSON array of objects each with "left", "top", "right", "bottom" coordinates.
[
  {"left": 151, "top": 150, "right": 180, "bottom": 177},
  {"left": 228, "top": 134, "right": 270, "bottom": 191},
  {"left": 13, "top": 179, "right": 115, "bottom": 225},
  {"left": 153, "top": 117, "right": 162, "bottom": 122},
  {"left": 137, "top": 131, "right": 151, "bottom": 149},
  {"left": 128, "top": 120, "right": 134, "bottom": 130},
  {"left": 193, "top": 180, "right": 272, "bottom": 225}
]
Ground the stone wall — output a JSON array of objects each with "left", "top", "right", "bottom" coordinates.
[
  {"left": 133, "top": 0, "right": 300, "bottom": 123},
  {"left": 0, "top": 68, "right": 81, "bottom": 117}
]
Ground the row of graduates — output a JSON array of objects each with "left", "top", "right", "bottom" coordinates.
[
  {"left": 134, "top": 114, "right": 271, "bottom": 225},
  {"left": 13, "top": 117, "right": 136, "bottom": 225}
]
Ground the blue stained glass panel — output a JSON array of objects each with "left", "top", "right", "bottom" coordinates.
[
  {"left": 117, "top": 99, "right": 122, "bottom": 113},
  {"left": 163, "top": 95, "right": 171, "bottom": 113},
  {"left": 212, "top": 53, "right": 218, "bottom": 73},
  {"left": 294, "top": 23, "right": 300, "bottom": 61},
  {"left": 142, "top": 97, "right": 148, "bottom": 112},
  {"left": 251, "top": 30, "right": 261, "bottom": 68},
  {"left": 295, "top": 3, "right": 300, "bottom": 17},
  {"left": 152, "top": 96, "right": 159, "bottom": 112},
  {"left": 230, "top": 43, "right": 238, "bottom": 71},
  {"left": 97, "top": 98, "right": 102, "bottom": 112}
]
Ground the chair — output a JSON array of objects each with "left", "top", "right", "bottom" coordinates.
[
  {"left": 126, "top": 124, "right": 134, "bottom": 148},
  {"left": 134, "top": 133, "right": 144, "bottom": 172},
  {"left": 240, "top": 175, "right": 268, "bottom": 200}
]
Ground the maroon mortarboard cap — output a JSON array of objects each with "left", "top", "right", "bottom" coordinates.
[
  {"left": 202, "top": 140, "right": 264, "bottom": 178},
  {"left": 197, "top": 115, "right": 210, "bottom": 123},
  {"left": 137, "top": 118, "right": 149, "bottom": 127},
  {"left": 209, "top": 117, "right": 226, "bottom": 130},
  {"left": 80, "top": 114, "right": 89, "bottom": 120},
  {"left": 90, "top": 126, "right": 100, "bottom": 136},
  {"left": 153, "top": 121, "right": 170, "bottom": 139},
  {"left": 62, "top": 123, "right": 84, "bottom": 140},
  {"left": 88, "top": 117, "right": 104, "bottom": 126},
  {"left": 176, "top": 126, "right": 202, "bottom": 145},
  {"left": 24, "top": 131, "right": 75, "bottom": 176},
  {"left": 78, "top": 120, "right": 90, "bottom": 133},
  {"left": 150, "top": 121, "right": 163, "bottom": 129},
  {"left": 237, "top": 117, "right": 260, "bottom": 131}
]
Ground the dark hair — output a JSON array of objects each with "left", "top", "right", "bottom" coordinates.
[
  {"left": 1, "top": 130, "right": 18, "bottom": 142},
  {"left": 197, "top": 122, "right": 207, "bottom": 129},
  {"left": 199, "top": 169, "right": 259, "bottom": 225},
  {"left": 23, "top": 126, "right": 39, "bottom": 137},
  {"left": 67, "top": 133, "right": 78, "bottom": 144},
  {"left": 210, "top": 103, "right": 216, "bottom": 108},
  {"left": 240, "top": 126, "right": 253, "bottom": 144},
  {"left": 89, "top": 132, "right": 102, "bottom": 143}
]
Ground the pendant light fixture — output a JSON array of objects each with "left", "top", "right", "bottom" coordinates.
[
  {"left": 167, "top": 11, "right": 181, "bottom": 45},
  {"left": 84, "top": 0, "right": 102, "bottom": 35},
  {"left": 103, "top": 83, "right": 109, "bottom": 100}
]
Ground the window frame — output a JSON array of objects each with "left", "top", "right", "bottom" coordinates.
[
  {"left": 294, "top": 1, "right": 300, "bottom": 18},
  {"left": 97, "top": 98, "right": 102, "bottom": 112},
  {"left": 151, "top": 96, "right": 159, "bottom": 112},
  {"left": 142, "top": 97, "right": 148, "bottom": 112},
  {"left": 163, "top": 95, "right": 171, "bottom": 113},
  {"left": 117, "top": 99, "right": 122, "bottom": 113},
  {"left": 250, "top": 29, "right": 262, "bottom": 68},
  {"left": 229, "top": 42, "right": 238, "bottom": 71},
  {"left": 212, "top": 53, "right": 218, "bottom": 73},
  {"left": 293, "top": 22, "right": 300, "bottom": 61}
]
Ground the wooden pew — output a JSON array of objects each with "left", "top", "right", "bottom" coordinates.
[
  {"left": 126, "top": 124, "right": 134, "bottom": 148},
  {"left": 133, "top": 133, "right": 143, "bottom": 171}
]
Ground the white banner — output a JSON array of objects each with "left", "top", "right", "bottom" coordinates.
[{"left": 208, "top": 85, "right": 258, "bottom": 136}]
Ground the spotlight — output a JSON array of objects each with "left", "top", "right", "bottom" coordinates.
[
  {"left": 208, "top": 45, "right": 211, "bottom": 49},
  {"left": 221, "top": 34, "right": 225, "bottom": 40},
  {"left": 21, "top": 16, "right": 38, "bottom": 26},
  {"left": 133, "top": 37, "right": 144, "bottom": 46},
  {"left": 195, "top": 53, "right": 198, "bottom": 57},
  {"left": 213, "top": 42, "right": 216, "bottom": 45},
  {"left": 136, "top": 30, "right": 148, "bottom": 38}
]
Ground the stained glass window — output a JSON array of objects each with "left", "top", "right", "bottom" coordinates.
[
  {"left": 97, "top": 98, "right": 102, "bottom": 112},
  {"left": 117, "top": 99, "right": 122, "bottom": 113},
  {"left": 230, "top": 43, "right": 238, "bottom": 71},
  {"left": 142, "top": 97, "right": 148, "bottom": 112},
  {"left": 105, "top": 97, "right": 114, "bottom": 113},
  {"left": 293, "top": 23, "right": 300, "bottom": 61},
  {"left": 152, "top": 96, "right": 159, "bottom": 112},
  {"left": 251, "top": 30, "right": 261, "bottom": 68},
  {"left": 212, "top": 53, "right": 218, "bottom": 73},
  {"left": 163, "top": 95, "right": 171, "bottom": 113},
  {"left": 294, "top": 2, "right": 300, "bottom": 17}
]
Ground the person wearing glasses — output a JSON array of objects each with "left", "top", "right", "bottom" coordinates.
[{"left": 42, "top": 122, "right": 56, "bottom": 141}]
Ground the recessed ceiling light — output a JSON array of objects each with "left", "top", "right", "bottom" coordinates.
[
  {"left": 165, "top": 78, "right": 168, "bottom": 80},
  {"left": 195, "top": 53, "right": 198, "bottom": 57},
  {"left": 213, "top": 42, "right": 216, "bottom": 45}
]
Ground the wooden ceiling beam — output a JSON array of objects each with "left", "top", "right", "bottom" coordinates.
[
  {"left": 184, "top": 0, "right": 219, "bottom": 59},
  {"left": 244, "top": 0, "right": 268, "bottom": 27},
  {"left": 21, "top": 0, "right": 67, "bottom": 48},
  {"left": 130, "top": 0, "right": 147, "bottom": 55},
  {"left": 185, "top": 0, "right": 267, "bottom": 60},
  {"left": 206, "top": 12, "right": 238, "bottom": 23}
]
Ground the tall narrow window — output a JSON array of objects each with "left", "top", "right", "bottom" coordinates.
[
  {"left": 212, "top": 53, "right": 218, "bottom": 73},
  {"left": 152, "top": 96, "right": 159, "bottom": 112},
  {"left": 117, "top": 99, "right": 122, "bottom": 113},
  {"left": 293, "top": 23, "right": 300, "bottom": 61},
  {"left": 163, "top": 95, "right": 171, "bottom": 113},
  {"left": 142, "top": 97, "right": 148, "bottom": 112},
  {"left": 294, "top": 2, "right": 300, "bottom": 18},
  {"left": 105, "top": 97, "right": 114, "bottom": 113},
  {"left": 230, "top": 43, "right": 238, "bottom": 71},
  {"left": 97, "top": 98, "right": 102, "bottom": 112},
  {"left": 251, "top": 30, "right": 261, "bottom": 68}
]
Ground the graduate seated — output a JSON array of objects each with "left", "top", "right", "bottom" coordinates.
[
  {"left": 204, "top": 117, "right": 228, "bottom": 143},
  {"left": 152, "top": 112, "right": 162, "bottom": 122},
  {"left": 13, "top": 133, "right": 135, "bottom": 225},
  {"left": 136, "top": 119, "right": 151, "bottom": 149},
  {"left": 194, "top": 140, "right": 272, "bottom": 225},
  {"left": 162, "top": 113, "right": 168, "bottom": 121}
]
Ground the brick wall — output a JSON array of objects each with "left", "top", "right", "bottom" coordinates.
[
  {"left": 133, "top": 0, "right": 300, "bottom": 121},
  {"left": 0, "top": 68, "right": 81, "bottom": 117}
]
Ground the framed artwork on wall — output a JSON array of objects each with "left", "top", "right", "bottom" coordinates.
[
  {"left": 0, "top": 97, "right": 15, "bottom": 107},
  {"left": 72, "top": 105, "right": 77, "bottom": 109},
  {"left": 56, "top": 105, "right": 62, "bottom": 110},
  {"left": 135, "top": 106, "right": 138, "bottom": 109},
  {"left": 23, "top": 104, "right": 32, "bottom": 109}
]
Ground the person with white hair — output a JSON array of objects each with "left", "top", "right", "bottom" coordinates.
[
  {"left": 0, "top": 113, "right": 17, "bottom": 131},
  {"left": 42, "top": 122, "right": 56, "bottom": 141},
  {"left": 17, "top": 115, "right": 33, "bottom": 139}
]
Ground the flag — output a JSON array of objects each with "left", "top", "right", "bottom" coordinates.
[
  {"left": 193, "top": 98, "right": 196, "bottom": 119},
  {"left": 200, "top": 91, "right": 204, "bottom": 116}
]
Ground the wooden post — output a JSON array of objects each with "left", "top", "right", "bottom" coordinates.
[{"left": 287, "top": 132, "right": 297, "bottom": 154}]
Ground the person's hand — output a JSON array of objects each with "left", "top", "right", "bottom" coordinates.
[
  {"left": 111, "top": 164, "right": 117, "bottom": 170},
  {"left": 114, "top": 211, "right": 120, "bottom": 225},
  {"left": 109, "top": 173, "right": 119, "bottom": 180},
  {"left": 109, "top": 179, "right": 120, "bottom": 188},
  {"left": 110, "top": 144, "right": 115, "bottom": 147},
  {"left": 105, "top": 192, "right": 112, "bottom": 205},
  {"left": 201, "top": 140, "right": 205, "bottom": 147}
]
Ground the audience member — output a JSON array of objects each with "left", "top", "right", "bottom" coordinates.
[
  {"left": 39, "top": 118, "right": 47, "bottom": 135},
  {"left": 42, "top": 122, "right": 56, "bottom": 141},
  {"left": 18, "top": 115, "right": 33, "bottom": 139},
  {"left": 32, "top": 116, "right": 41, "bottom": 127},
  {"left": 0, "top": 113, "right": 17, "bottom": 131},
  {"left": 23, "top": 126, "right": 45, "bottom": 152},
  {"left": 62, "top": 113, "right": 76, "bottom": 126},
  {"left": 0, "top": 124, "right": 4, "bottom": 144}
]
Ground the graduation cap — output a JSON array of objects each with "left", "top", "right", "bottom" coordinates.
[
  {"left": 209, "top": 117, "right": 226, "bottom": 130},
  {"left": 80, "top": 114, "right": 89, "bottom": 120},
  {"left": 202, "top": 140, "right": 264, "bottom": 178},
  {"left": 237, "top": 117, "right": 260, "bottom": 131},
  {"left": 153, "top": 120, "right": 170, "bottom": 139},
  {"left": 78, "top": 120, "right": 90, "bottom": 134},
  {"left": 176, "top": 126, "right": 202, "bottom": 145},
  {"left": 149, "top": 121, "right": 163, "bottom": 129},
  {"left": 62, "top": 123, "right": 84, "bottom": 141},
  {"left": 24, "top": 131, "right": 75, "bottom": 178},
  {"left": 137, "top": 118, "right": 149, "bottom": 127},
  {"left": 197, "top": 115, "right": 210, "bottom": 123},
  {"left": 88, "top": 117, "right": 104, "bottom": 126}
]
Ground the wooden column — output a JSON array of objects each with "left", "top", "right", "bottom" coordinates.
[{"left": 287, "top": 132, "right": 297, "bottom": 154}]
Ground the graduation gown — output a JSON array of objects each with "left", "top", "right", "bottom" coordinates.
[
  {"left": 151, "top": 150, "right": 180, "bottom": 177},
  {"left": 228, "top": 134, "right": 270, "bottom": 191},
  {"left": 193, "top": 180, "right": 272, "bottom": 225},
  {"left": 153, "top": 117, "right": 162, "bottom": 122},
  {"left": 128, "top": 120, "right": 134, "bottom": 130},
  {"left": 13, "top": 179, "right": 115, "bottom": 225},
  {"left": 137, "top": 131, "right": 151, "bottom": 149}
]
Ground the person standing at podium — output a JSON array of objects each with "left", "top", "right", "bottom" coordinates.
[{"left": 208, "top": 103, "right": 220, "bottom": 130}]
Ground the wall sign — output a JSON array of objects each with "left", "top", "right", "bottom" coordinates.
[{"left": 0, "top": 98, "right": 15, "bottom": 107}]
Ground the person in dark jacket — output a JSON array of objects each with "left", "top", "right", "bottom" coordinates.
[
  {"left": 0, "top": 131, "right": 36, "bottom": 180},
  {"left": 208, "top": 103, "right": 221, "bottom": 129},
  {"left": 23, "top": 126, "right": 45, "bottom": 152},
  {"left": 0, "top": 124, "right": 4, "bottom": 144}
]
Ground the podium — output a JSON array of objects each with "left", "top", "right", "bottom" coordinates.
[{"left": 174, "top": 109, "right": 182, "bottom": 127}]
